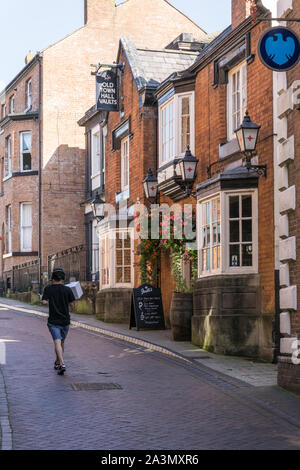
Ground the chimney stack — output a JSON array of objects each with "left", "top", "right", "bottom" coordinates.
[
  {"left": 25, "top": 51, "right": 35, "bottom": 65},
  {"left": 84, "top": 0, "right": 115, "bottom": 25}
]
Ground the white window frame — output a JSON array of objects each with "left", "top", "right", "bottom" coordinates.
[
  {"left": 198, "top": 194, "right": 222, "bottom": 277},
  {"left": 92, "top": 221, "right": 100, "bottom": 280},
  {"left": 91, "top": 125, "right": 101, "bottom": 178},
  {"left": 121, "top": 136, "right": 129, "bottom": 192},
  {"left": 20, "top": 131, "right": 32, "bottom": 172},
  {"left": 223, "top": 189, "right": 258, "bottom": 275},
  {"left": 99, "top": 228, "right": 134, "bottom": 290},
  {"left": 159, "top": 92, "right": 195, "bottom": 167},
  {"left": 26, "top": 79, "right": 32, "bottom": 109},
  {"left": 227, "top": 62, "right": 247, "bottom": 141},
  {"left": 9, "top": 95, "right": 15, "bottom": 114},
  {"left": 2, "top": 104, "right": 7, "bottom": 119},
  {"left": 198, "top": 189, "right": 258, "bottom": 277},
  {"left": 4, "top": 136, "right": 12, "bottom": 178},
  {"left": 7, "top": 205, "right": 12, "bottom": 254},
  {"left": 20, "top": 202, "right": 32, "bottom": 252}
]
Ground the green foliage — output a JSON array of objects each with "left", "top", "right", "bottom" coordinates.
[{"left": 135, "top": 208, "right": 198, "bottom": 292}]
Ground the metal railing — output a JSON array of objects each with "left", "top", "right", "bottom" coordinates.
[
  {"left": 48, "top": 245, "right": 86, "bottom": 283},
  {"left": 12, "top": 259, "right": 39, "bottom": 293}
]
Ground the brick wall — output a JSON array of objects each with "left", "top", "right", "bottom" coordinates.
[
  {"left": 40, "top": 0, "right": 206, "bottom": 270},
  {"left": 232, "top": 0, "right": 252, "bottom": 29},
  {"left": 0, "top": 62, "right": 40, "bottom": 278}
]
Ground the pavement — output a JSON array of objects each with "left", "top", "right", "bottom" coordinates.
[{"left": 1, "top": 296, "right": 300, "bottom": 450}]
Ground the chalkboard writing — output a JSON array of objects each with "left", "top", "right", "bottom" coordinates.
[
  {"left": 96, "top": 69, "right": 119, "bottom": 111},
  {"left": 130, "top": 284, "right": 165, "bottom": 331}
]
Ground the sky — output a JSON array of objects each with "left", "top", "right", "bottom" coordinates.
[{"left": 0, "top": 0, "right": 231, "bottom": 90}]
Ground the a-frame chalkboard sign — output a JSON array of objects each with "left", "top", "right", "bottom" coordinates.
[{"left": 130, "top": 284, "right": 165, "bottom": 331}]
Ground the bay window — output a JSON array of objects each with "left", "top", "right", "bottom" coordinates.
[
  {"left": 198, "top": 190, "right": 257, "bottom": 276},
  {"left": 99, "top": 229, "right": 133, "bottom": 289},
  {"left": 227, "top": 62, "right": 247, "bottom": 141},
  {"left": 201, "top": 196, "right": 221, "bottom": 273},
  {"left": 159, "top": 92, "right": 194, "bottom": 166},
  {"left": 161, "top": 99, "right": 174, "bottom": 163},
  {"left": 20, "top": 203, "right": 32, "bottom": 252},
  {"left": 20, "top": 131, "right": 32, "bottom": 171}
]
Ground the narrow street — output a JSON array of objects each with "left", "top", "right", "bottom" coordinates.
[{"left": 1, "top": 305, "right": 300, "bottom": 451}]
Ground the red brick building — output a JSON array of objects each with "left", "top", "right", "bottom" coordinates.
[
  {"left": 0, "top": 0, "right": 207, "bottom": 292},
  {"left": 86, "top": 0, "right": 277, "bottom": 361}
]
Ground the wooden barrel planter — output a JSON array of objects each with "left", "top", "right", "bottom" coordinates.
[{"left": 170, "top": 292, "right": 193, "bottom": 341}]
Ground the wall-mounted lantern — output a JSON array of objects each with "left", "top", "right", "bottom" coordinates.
[
  {"left": 91, "top": 192, "right": 105, "bottom": 223},
  {"left": 235, "top": 110, "right": 267, "bottom": 177},
  {"left": 143, "top": 168, "right": 158, "bottom": 200}
]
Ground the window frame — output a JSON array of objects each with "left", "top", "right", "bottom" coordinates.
[
  {"left": 158, "top": 91, "right": 195, "bottom": 167},
  {"left": 227, "top": 61, "right": 247, "bottom": 141},
  {"left": 9, "top": 95, "right": 15, "bottom": 114},
  {"left": 4, "top": 135, "right": 12, "bottom": 178},
  {"left": 1, "top": 104, "right": 7, "bottom": 119},
  {"left": 20, "top": 131, "right": 32, "bottom": 172},
  {"left": 198, "top": 194, "right": 222, "bottom": 277},
  {"left": 99, "top": 228, "right": 134, "bottom": 290},
  {"left": 20, "top": 202, "right": 32, "bottom": 253},
  {"left": 26, "top": 79, "right": 32, "bottom": 109},
  {"left": 91, "top": 125, "right": 101, "bottom": 178},
  {"left": 7, "top": 205, "right": 12, "bottom": 254},
  {"left": 121, "top": 136, "right": 129, "bottom": 193},
  {"left": 198, "top": 189, "right": 258, "bottom": 277}
]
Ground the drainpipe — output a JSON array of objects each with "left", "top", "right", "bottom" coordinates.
[{"left": 38, "top": 54, "right": 43, "bottom": 294}]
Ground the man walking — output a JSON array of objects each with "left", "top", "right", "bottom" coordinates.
[{"left": 42, "top": 268, "right": 75, "bottom": 375}]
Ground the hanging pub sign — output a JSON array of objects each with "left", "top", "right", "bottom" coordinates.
[
  {"left": 258, "top": 26, "right": 300, "bottom": 71},
  {"left": 130, "top": 284, "right": 165, "bottom": 331},
  {"left": 96, "top": 68, "right": 119, "bottom": 111}
]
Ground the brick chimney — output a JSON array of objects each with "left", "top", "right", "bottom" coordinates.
[
  {"left": 84, "top": 0, "right": 115, "bottom": 25},
  {"left": 231, "top": 0, "right": 252, "bottom": 29}
]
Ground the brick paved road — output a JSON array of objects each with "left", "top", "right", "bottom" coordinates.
[{"left": 1, "top": 307, "right": 300, "bottom": 450}]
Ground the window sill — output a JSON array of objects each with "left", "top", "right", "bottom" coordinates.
[
  {"left": 219, "top": 138, "right": 240, "bottom": 160},
  {"left": 3, "top": 253, "right": 12, "bottom": 259},
  {"left": 199, "top": 268, "right": 258, "bottom": 278},
  {"left": 3, "top": 174, "right": 12, "bottom": 182},
  {"left": 116, "top": 188, "right": 130, "bottom": 204}
]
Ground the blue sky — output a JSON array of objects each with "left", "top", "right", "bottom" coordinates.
[{"left": 1, "top": 0, "right": 231, "bottom": 89}]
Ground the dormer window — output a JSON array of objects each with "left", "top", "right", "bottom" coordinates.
[{"left": 159, "top": 92, "right": 194, "bottom": 167}]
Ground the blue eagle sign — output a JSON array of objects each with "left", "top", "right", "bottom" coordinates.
[{"left": 258, "top": 27, "right": 300, "bottom": 71}]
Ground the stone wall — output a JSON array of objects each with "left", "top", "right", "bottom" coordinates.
[{"left": 192, "top": 274, "right": 274, "bottom": 361}]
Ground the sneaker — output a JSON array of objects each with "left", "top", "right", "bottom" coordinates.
[
  {"left": 57, "top": 364, "right": 66, "bottom": 376},
  {"left": 54, "top": 361, "right": 60, "bottom": 370}
]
